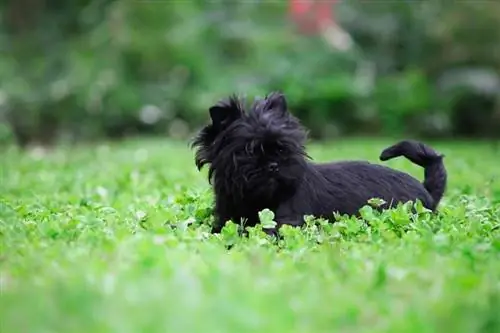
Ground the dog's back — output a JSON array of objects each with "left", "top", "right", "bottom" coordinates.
[{"left": 306, "top": 160, "right": 434, "bottom": 215}]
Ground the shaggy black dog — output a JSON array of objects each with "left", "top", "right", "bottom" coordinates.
[{"left": 191, "top": 91, "right": 447, "bottom": 234}]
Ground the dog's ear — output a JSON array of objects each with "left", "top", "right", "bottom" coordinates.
[
  {"left": 209, "top": 95, "right": 244, "bottom": 131},
  {"left": 191, "top": 95, "right": 243, "bottom": 171},
  {"left": 264, "top": 91, "right": 288, "bottom": 116}
]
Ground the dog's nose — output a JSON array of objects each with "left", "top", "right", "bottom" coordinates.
[{"left": 268, "top": 162, "right": 279, "bottom": 172}]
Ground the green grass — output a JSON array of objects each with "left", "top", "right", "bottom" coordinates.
[{"left": 1, "top": 138, "right": 499, "bottom": 333}]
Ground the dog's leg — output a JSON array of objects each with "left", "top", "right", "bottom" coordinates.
[
  {"left": 263, "top": 216, "right": 303, "bottom": 241},
  {"left": 262, "top": 227, "right": 280, "bottom": 238},
  {"left": 210, "top": 221, "right": 224, "bottom": 234},
  {"left": 274, "top": 202, "right": 305, "bottom": 231},
  {"left": 210, "top": 213, "right": 234, "bottom": 234},
  {"left": 212, "top": 196, "right": 237, "bottom": 234}
]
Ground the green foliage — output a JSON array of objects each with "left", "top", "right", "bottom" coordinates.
[
  {"left": 0, "top": 1, "right": 499, "bottom": 146},
  {"left": 1, "top": 138, "right": 499, "bottom": 332}
]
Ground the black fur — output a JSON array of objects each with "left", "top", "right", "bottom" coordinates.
[{"left": 191, "top": 91, "right": 447, "bottom": 234}]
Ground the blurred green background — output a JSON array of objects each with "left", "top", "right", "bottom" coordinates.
[{"left": 1, "top": 0, "right": 499, "bottom": 147}]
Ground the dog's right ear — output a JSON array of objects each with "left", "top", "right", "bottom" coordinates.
[
  {"left": 263, "top": 91, "right": 288, "bottom": 117},
  {"left": 209, "top": 95, "right": 244, "bottom": 131},
  {"left": 191, "top": 95, "right": 244, "bottom": 172}
]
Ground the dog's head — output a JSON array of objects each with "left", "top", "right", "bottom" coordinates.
[{"left": 191, "top": 91, "right": 309, "bottom": 200}]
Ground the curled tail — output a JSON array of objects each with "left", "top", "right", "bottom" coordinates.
[{"left": 380, "top": 140, "right": 447, "bottom": 209}]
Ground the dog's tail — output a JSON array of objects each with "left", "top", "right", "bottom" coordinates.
[{"left": 379, "top": 140, "right": 447, "bottom": 208}]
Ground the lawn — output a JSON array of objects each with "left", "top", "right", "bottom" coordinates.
[{"left": 1, "top": 138, "right": 499, "bottom": 333}]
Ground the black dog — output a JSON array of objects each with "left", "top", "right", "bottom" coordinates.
[{"left": 191, "top": 91, "right": 447, "bottom": 234}]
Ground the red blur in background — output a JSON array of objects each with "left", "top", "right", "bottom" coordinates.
[{"left": 289, "top": 0, "right": 338, "bottom": 34}]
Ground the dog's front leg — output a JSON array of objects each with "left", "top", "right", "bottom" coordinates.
[
  {"left": 212, "top": 197, "right": 237, "bottom": 234},
  {"left": 271, "top": 203, "right": 305, "bottom": 235},
  {"left": 210, "top": 213, "right": 233, "bottom": 234},
  {"left": 263, "top": 216, "right": 303, "bottom": 239},
  {"left": 210, "top": 221, "right": 224, "bottom": 234}
]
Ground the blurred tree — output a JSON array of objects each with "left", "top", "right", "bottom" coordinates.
[{"left": 0, "top": 0, "right": 498, "bottom": 147}]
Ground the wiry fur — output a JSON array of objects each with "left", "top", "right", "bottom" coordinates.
[{"left": 191, "top": 91, "right": 447, "bottom": 234}]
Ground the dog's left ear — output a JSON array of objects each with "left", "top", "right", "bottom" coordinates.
[
  {"left": 209, "top": 95, "right": 244, "bottom": 131},
  {"left": 264, "top": 91, "right": 288, "bottom": 116}
]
